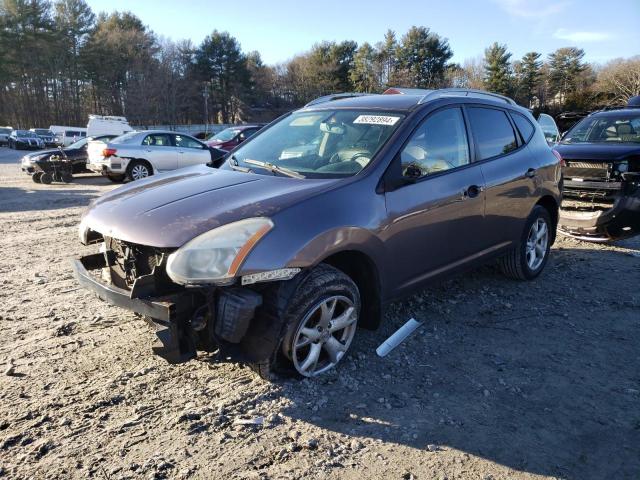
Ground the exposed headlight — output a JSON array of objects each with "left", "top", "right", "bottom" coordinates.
[{"left": 166, "top": 217, "right": 274, "bottom": 285}]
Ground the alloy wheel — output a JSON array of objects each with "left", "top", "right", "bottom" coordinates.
[
  {"left": 526, "top": 218, "right": 548, "bottom": 271},
  {"left": 288, "top": 295, "right": 358, "bottom": 377},
  {"left": 131, "top": 164, "right": 149, "bottom": 180}
]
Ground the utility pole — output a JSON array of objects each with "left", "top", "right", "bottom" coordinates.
[{"left": 203, "top": 84, "right": 210, "bottom": 136}]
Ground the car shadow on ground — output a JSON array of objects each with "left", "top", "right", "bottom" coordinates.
[
  {"left": 206, "top": 245, "right": 640, "bottom": 479},
  {"left": 72, "top": 174, "right": 117, "bottom": 186},
  {"left": 0, "top": 186, "right": 101, "bottom": 212}
]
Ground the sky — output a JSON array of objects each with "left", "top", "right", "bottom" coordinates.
[{"left": 85, "top": 0, "right": 640, "bottom": 65}]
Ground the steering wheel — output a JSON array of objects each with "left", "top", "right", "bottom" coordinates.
[
  {"left": 350, "top": 152, "right": 371, "bottom": 168},
  {"left": 328, "top": 152, "right": 342, "bottom": 164}
]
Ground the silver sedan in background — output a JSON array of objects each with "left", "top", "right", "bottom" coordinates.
[{"left": 86, "top": 130, "right": 217, "bottom": 182}]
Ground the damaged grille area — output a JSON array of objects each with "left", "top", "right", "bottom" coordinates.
[
  {"left": 564, "top": 161, "right": 609, "bottom": 181},
  {"left": 103, "top": 236, "right": 176, "bottom": 294}
]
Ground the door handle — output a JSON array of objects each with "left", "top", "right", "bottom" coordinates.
[
  {"left": 525, "top": 168, "right": 537, "bottom": 178},
  {"left": 145, "top": 149, "right": 152, "bottom": 153}
]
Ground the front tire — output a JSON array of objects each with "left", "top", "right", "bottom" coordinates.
[
  {"left": 500, "top": 205, "right": 552, "bottom": 280},
  {"left": 244, "top": 264, "right": 360, "bottom": 380},
  {"left": 40, "top": 172, "right": 53, "bottom": 185},
  {"left": 32, "top": 172, "right": 43, "bottom": 183},
  {"left": 126, "top": 161, "right": 152, "bottom": 181}
]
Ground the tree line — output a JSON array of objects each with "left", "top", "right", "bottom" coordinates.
[{"left": 1, "top": 0, "right": 639, "bottom": 129}]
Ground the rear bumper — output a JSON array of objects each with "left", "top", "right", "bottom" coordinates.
[{"left": 87, "top": 160, "right": 125, "bottom": 174}]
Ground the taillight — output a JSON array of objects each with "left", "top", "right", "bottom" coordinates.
[
  {"left": 103, "top": 148, "right": 117, "bottom": 157},
  {"left": 552, "top": 149, "right": 565, "bottom": 167}
]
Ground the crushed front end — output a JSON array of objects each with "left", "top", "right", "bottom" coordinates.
[
  {"left": 559, "top": 157, "right": 640, "bottom": 241},
  {"left": 72, "top": 232, "right": 268, "bottom": 364}
]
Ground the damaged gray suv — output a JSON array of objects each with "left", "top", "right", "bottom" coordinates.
[{"left": 73, "top": 88, "right": 561, "bottom": 379}]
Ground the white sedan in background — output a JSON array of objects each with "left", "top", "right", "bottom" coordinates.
[{"left": 87, "top": 130, "right": 216, "bottom": 182}]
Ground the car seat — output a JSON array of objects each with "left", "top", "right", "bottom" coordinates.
[{"left": 617, "top": 123, "right": 637, "bottom": 142}]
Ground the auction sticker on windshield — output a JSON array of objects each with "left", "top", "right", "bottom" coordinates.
[{"left": 353, "top": 115, "right": 400, "bottom": 126}]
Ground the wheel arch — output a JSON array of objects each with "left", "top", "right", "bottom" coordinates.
[
  {"left": 125, "top": 157, "right": 155, "bottom": 176},
  {"left": 535, "top": 195, "right": 559, "bottom": 244},
  {"left": 320, "top": 249, "right": 382, "bottom": 330}
]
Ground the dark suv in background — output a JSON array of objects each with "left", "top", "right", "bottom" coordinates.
[
  {"left": 73, "top": 88, "right": 561, "bottom": 379},
  {"left": 555, "top": 96, "right": 640, "bottom": 241}
]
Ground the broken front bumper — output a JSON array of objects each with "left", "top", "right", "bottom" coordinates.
[
  {"left": 71, "top": 251, "right": 266, "bottom": 364},
  {"left": 559, "top": 174, "right": 640, "bottom": 241},
  {"left": 71, "top": 252, "right": 201, "bottom": 363}
]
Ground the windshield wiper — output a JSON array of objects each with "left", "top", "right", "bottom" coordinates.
[
  {"left": 227, "top": 154, "right": 252, "bottom": 173},
  {"left": 244, "top": 159, "right": 305, "bottom": 179}
]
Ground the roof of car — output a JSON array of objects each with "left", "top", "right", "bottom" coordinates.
[
  {"left": 304, "top": 94, "right": 426, "bottom": 111},
  {"left": 226, "top": 124, "right": 263, "bottom": 130},
  {"left": 588, "top": 108, "right": 640, "bottom": 118},
  {"left": 302, "top": 88, "right": 523, "bottom": 113}
]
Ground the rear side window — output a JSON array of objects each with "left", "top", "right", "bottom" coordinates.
[
  {"left": 143, "top": 134, "right": 172, "bottom": 146},
  {"left": 467, "top": 107, "right": 518, "bottom": 160},
  {"left": 511, "top": 112, "right": 535, "bottom": 142}
]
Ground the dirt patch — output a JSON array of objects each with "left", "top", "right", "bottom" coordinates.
[{"left": 0, "top": 160, "right": 639, "bottom": 479}]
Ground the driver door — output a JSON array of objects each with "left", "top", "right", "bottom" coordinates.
[
  {"left": 382, "top": 106, "right": 488, "bottom": 295},
  {"left": 172, "top": 134, "right": 211, "bottom": 167}
]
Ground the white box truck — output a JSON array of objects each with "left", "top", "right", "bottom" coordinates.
[{"left": 87, "top": 115, "right": 132, "bottom": 137}]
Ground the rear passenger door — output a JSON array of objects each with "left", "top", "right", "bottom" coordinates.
[
  {"left": 141, "top": 133, "right": 177, "bottom": 171},
  {"left": 172, "top": 134, "right": 211, "bottom": 168},
  {"left": 466, "top": 106, "right": 539, "bottom": 248}
]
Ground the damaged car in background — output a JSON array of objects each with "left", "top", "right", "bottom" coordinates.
[
  {"left": 72, "top": 88, "right": 561, "bottom": 379},
  {"left": 555, "top": 96, "right": 640, "bottom": 241}
]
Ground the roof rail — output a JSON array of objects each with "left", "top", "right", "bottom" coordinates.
[
  {"left": 418, "top": 88, "right": 517, "bottom": 106},
  {"left": 304, "top": 92, "right": 375, "bottom": 107}
]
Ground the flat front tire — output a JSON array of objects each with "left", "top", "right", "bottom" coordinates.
[
  {"left": 244, "top": 264, "right": 360, "bottom": 380},
  {"left": 500, "top": 205, "right": 552, "bottom": 280}
]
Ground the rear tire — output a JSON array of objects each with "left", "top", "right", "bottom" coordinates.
[
  {"left": 61, "top": 172, "right": 73, "bottom": 183},
  {"left": 500, "top": 205, "right": 552, "bottom": 280},
  {"left": 40, "top": 172, "right": 53, "bottom": 185},
  {"left": 243, "top": 264, "right": 360, "bottom": 380},
  {"left": 126, "top": 161, "right": 152, "bottom": 181},
  {"left": 107, "top": 173, "right": 126, "bottom": 183}
]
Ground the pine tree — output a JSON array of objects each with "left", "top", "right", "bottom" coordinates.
[
  {"left": 548, "top": 47, "right": 586, "bottom": 105},
  {"left": 350, "top": 42, "right": 377, "bottom": 92},
  {"left": 483, "top": 42, "right": 512, "bottom": 96},
  {"left": 376, "top": 29, "right": 397, "bottom": 87},
  {"left": 396, "top": 26, "right": 452, "bottom": 88},
  {"left": 518, "top": 51, "right": 542, "bottom": 106}
]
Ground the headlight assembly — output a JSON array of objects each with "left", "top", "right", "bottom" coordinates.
[{"left": 166, "top": 217, "right": 274, "bottom": 286}]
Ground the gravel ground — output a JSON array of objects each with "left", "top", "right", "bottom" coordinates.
[{"left": 0, "top": 147, "right": 639, "bottom": 480}]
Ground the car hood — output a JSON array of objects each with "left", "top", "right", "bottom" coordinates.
[
  {"left": 554, "top": 143, "right": 640, "bottom": 162},
  {"left": 23, "top": 148, "right": 61, "bottom": 159},
  {"left": 82, "top": 165, "right": 334, "bottom": 248},
  {"left": 206, "top": 139, "right": 229, "bottom": 147}
]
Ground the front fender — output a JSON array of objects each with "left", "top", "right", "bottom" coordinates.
[{"left": 240, "top": 225, "right": 386, "bottom": 276}]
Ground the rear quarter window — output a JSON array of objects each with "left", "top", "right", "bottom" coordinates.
[
  {"left": 511, "top": 112, "right": 535, "bottom": 143},
  {"left": 467, "top": 107, "right": 518, "bottom": 160}
]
